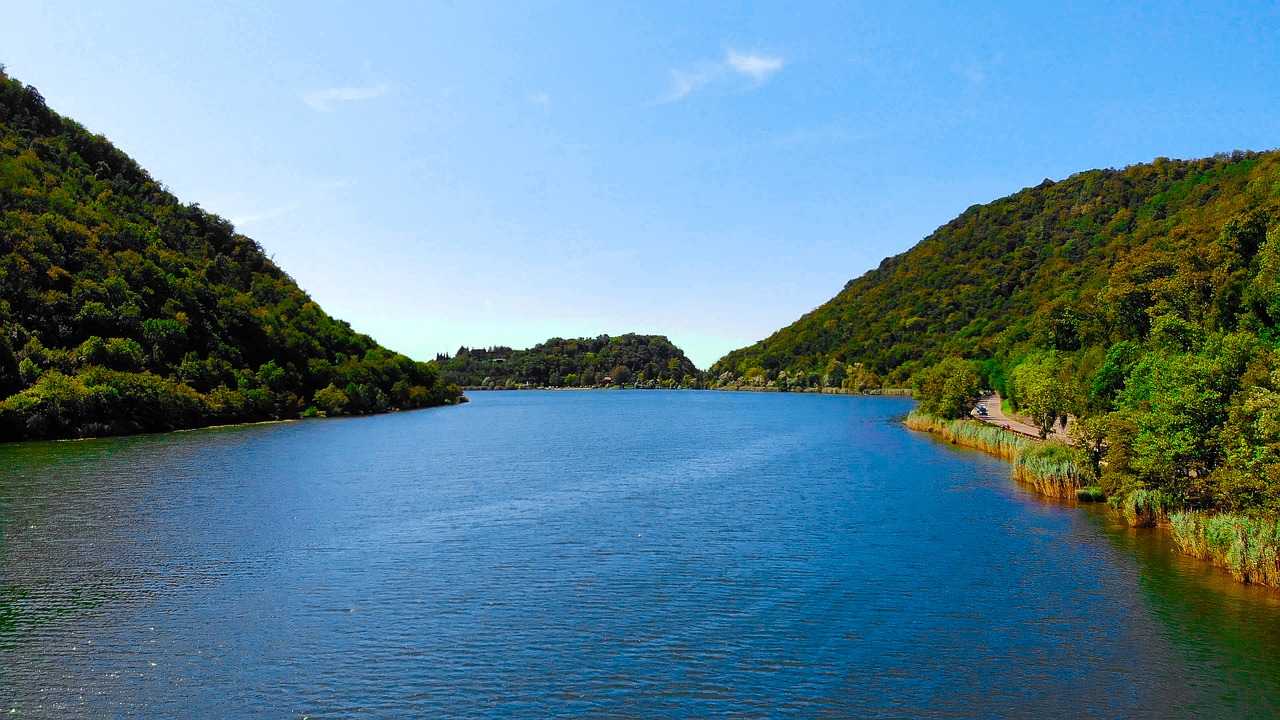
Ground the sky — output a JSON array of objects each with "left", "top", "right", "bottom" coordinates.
[{"left": 4, "top": 2, "right": 1279, "bottom": 368}]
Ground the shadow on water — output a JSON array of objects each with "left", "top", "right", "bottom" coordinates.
[
  {"left": 920, "top": 427, "right": 1280, "bottom": 719},
  {"left": 1086, "top": 504, "right": 1280, "bottom": 718}
]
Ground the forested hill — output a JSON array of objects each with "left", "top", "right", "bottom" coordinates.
[
  {"left": 711, "top": 150, "right": 1280, "bottom": 389},
  {"left": 437, "top": 334, "right": 702, "bottom": 389},
  {"left": 0, "top": 69, "right": 462, "bottom": 441}
]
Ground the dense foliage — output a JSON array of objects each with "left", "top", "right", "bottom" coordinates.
[
  {"left": 718, "top": 148, "right": 1280, "bottom": 516},
  {"left": 910, "top": 357, "right": 979, "bottom": 419},
  {"left": 436, "top": 334, "right": 702, "bottom": 389},
  {"left": 0, "top": 69, "right": 461, "bottom": 440}
]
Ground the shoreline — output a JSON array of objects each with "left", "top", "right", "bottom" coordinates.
[
  {"left": 904, "top": 411, "right": 1280, "bottom": 591},
  {"left": 25, "top": 400, "right": 467, "bottom": 447}
]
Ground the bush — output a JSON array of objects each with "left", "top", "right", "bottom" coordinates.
[
  {"left": 1122, "top": 488, "right": 1174, "bottom": 527},
  {"left": 912, "top": 358, "right": 980, "bottom": 419}
]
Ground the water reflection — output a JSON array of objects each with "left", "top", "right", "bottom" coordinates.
[
  {"left": 1090, "top": 505, "right": 1280, "bottom": 718},
  {"left": 1, "top": 393, "right": 1278, "bottom": 717}
]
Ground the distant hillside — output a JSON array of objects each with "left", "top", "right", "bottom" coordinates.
[
  {"left": 712, "top": 150, "right": 1280, "bottom": 388},
  {"left": 438, "top": 334, "right": 702, "bottom": 389},
  {"left": 0, "top": 69, "right": 461, "bottom": 440}
]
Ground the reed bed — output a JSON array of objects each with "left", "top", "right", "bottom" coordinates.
[
  {"left": 1120, "top": 488, "right": 1174, "bottom": 528},
  {"left": 1170, "top": 511, "right": 1280, "bottom": 587},
  {"left": 1013, "top": 442, "right": 1088, "bottom": 499},
  {"left": 905, "top": 412, "right": 1093, "bottom": 499},
  {"left": 904, "top": 412, "right": 1031, "bottom": 461}
]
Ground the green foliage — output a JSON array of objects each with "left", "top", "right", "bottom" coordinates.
[
  {"left": 312, "top": 384, "right": 350, "bottom": 416},
  {"left": 911, "top": 357, "right": 979, "bottom": 418},
  {"left": 0, "top": 69, "right": 462, "bottom": 441},
  {"left": 437, "top": 334, "right": 700, "bottom": 389},
  {"left": 718, "top": 146, "right": 1280, "bottom": 523},
  {"left": 713, "top": 150, "right": 1276, "bottom": 385},
  {"left": 1009, "top": 352, "right": 1068, "bottom": 438},
  {"left": 1076, "top": 486, "right": 1106, "bottom": 503},
  {"left": 1121, "top": 488, "right": 1175, "bottom": 528}
]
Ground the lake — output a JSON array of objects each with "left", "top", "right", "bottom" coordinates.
[{"left": 3, "top": 390, "right": 1279, "bottom": 717}]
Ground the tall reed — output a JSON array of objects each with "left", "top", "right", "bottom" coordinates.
[
  {"left": 1121, "top": 488, "right": 1174, "bottom": 528},
  {"left": 905, "top": 412, "right": 1092, "bottom": 499},
  {"left": 904, "top": 412, "right": 1031, "bottom": 461},
  {"left": 1013, "top": 442, "right": 1088, "bottom": 499},
  {"left": 1170, "top": 511, "right": 1280, "bottom": 587}
]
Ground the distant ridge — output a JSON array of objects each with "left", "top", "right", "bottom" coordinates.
[{"left": 437, "top": 334, "right": 702, "bottom": 389}]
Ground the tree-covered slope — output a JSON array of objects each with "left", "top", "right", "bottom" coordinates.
[
  {"left": 0, "top": 69, "right": 461, "bottom": 440},
  {"left": 437, "top": 334, "right": 702, "bottom": 389},
  {"left": 712, "top": 151, "right": 1280, "bottom": 388},
  {"left": 715, "top": 148, "right": 1280, "bottom": 520}
]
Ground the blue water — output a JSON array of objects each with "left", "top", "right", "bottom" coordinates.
[{"left": 2, "top": 391, "right": 1279, "bottom": 717}]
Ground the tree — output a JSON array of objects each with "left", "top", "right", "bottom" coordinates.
[
  {"left": 1010, "top": 352, "right": 1067, "bottom": 439},
  {"left": 609, "top": 365, "right": 632, "bottom": 384},
  {"left": 912, "top": 357, "right": 980, "bottom": 419},
  {"left": 823, "top": 359, "right": 847, "bottom": 388}
]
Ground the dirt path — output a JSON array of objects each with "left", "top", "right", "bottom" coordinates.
[{"left": 970, "top": 392, "right": 1070, "bottom": 442}]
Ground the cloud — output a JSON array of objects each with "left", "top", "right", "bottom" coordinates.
[
  {"left": 303, "top": 83, "right": 389, "bottom": 112},
  {"left": 657, "top": 67, "right": 717, "bottom": 103},
  {"left": 726, "top": 51, "right": 784, "bottom": 82},
  {"left": 529, "top": 91, "right": 552, "bottom": 106},
  {"left": 653, "top": 49, "right": 784, "bottom": 104}
]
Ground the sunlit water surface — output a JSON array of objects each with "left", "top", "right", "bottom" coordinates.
[{"left": 3, "top": 391, "right": 1279, "bottom": 718}]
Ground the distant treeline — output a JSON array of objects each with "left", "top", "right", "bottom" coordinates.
[
  {"left": 437, "top": 334, "right": 702, "bottom": 389},
  {"left": 0, "top": 69, "right": 462, "bottom": 441}
]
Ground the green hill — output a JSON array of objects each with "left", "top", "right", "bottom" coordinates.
[
  {"left": 713, "top": 151, "right": 1279, "bottom": 389},
  {"left": 713, "top": 149, "right": 1280, "bottom": 515},
  {"left": 437, "top": 334, "right": 702, "bottom": 389},
  {"left": 0, "top": 69, "right": 462, "bottom": 440}
]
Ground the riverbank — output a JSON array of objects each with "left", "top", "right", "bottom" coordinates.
[{"left": 906, "top": 411, "right": 1280, "bottom": 590}]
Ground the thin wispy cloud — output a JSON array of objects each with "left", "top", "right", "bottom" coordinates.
[
  {"left": 303, "top": 83, "right": 389, "bottom": 112},
  {"left": 652, "top": 49, "right": 785, "bottom": 105},
  {"left": 726, "top": 51, "right": 784, "bottom": 82},
  {"left": 658, "top": 66, "right": 718, "bottom": 103},
  {"left": 529, "top": 91, "right": 552, "bottom": 106},
  {"left": 216, "top": 177, "right": 355, "bottom": 229}
]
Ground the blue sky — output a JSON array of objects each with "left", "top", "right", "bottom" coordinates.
[{"left": 5, "top": 2, "right": 1278, "bottom": 368}]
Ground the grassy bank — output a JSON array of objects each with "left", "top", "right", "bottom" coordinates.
[
  {"left": 906, "top": 413, "right": 1280, "bottom": 590},
  {"left": 1013, "top": 442, "right": 1090, "bottom": 499},
  {"left": 1170, "top": 511, "right": 1280, "bottom": 587},
  {"left": 904, "top": 411, "right": 1031, "bottom": 462},
  {"left": 905, "top": 412, "right": 1091, "bottom": 500}
]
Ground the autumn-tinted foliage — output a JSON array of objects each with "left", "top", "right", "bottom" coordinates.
[
  {"left": 0, "top": 69, "right": 461, "bottom": 440},
  {"left": 437, "top": 334, "right": 702, "bottom": 389}
]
